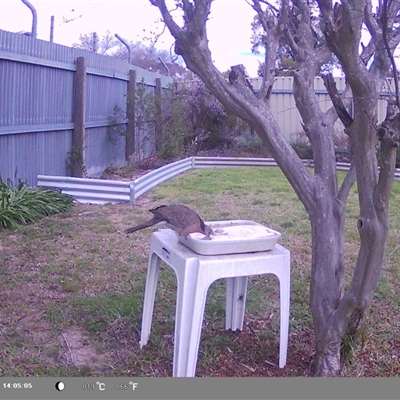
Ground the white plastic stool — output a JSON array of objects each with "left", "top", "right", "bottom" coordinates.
[{"left": 139, "top": 228, "right": 291, "bottom": 377}]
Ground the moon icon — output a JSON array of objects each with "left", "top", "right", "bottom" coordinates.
[{"left": 55, "top": 381, "right": 65, "bottom": 391}]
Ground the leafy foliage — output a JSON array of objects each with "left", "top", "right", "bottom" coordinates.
[
  {"left": 128, "top": 77, "right": 251, "bottom": 161},
  {"left": 161, "top": 80, "right": 250, "bottom": 156},
  {"left": 0, "top": 178, "right": 74, "bottom": 230},
  {"left": 72, "top": 31, "right": 119, "bottom": 55},
  {"left": 115, "top": 42, "right": 187, "bottom": 77},
  {"left": 107, "top": 105, "right": 127, "bottom": 145},
  {"left": 231, "top": 130, "right": 263, "bottom": 154},
  {"left": 158, "top": 87, "right": 187, "bottom": 159},
  {"left": 251, "top": 8, "right": 341, "bottom": 77},
  {"left": 134, "top": 79, "right": 157, "bottom": 160}
]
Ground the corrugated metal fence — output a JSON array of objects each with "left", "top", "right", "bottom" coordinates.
[
  {"left": 0, "top": 29, "right": 172, "bottom": 187},
  {"left": 249, "top": 76, "right": 391, "bottom": 140},
  {"left": 1, "top": 30, "right": 394, "bottom": 189}
]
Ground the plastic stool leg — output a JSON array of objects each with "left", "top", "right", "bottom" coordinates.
[
  {"left": 225, "top": 276, "right": 248, "bottom": 331},
  {"left": 140, "top": 253, "right": 161, "bottom": 348},
  {"left": 278, "top": 260, "right": 290, "bottom": 368},
  {"left": 172, "top": 261, "right": 210, "bottom": 377}
]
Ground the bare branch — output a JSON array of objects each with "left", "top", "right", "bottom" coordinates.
[
  {"left": 337, "top": 162, "right": 357, "bottom": 204},
  {"left": 364, "top": 0, "right": 381, "bottom": 39},
  {"left": 60, "top": 332, "right": 78, "bottom": 368},
  {"left": 360, "top": 38, "right": 376, "bottom": 65},
  {"left": 382, "top": 0, "right": 400, "bottom": 107},
  {"left": 322, "top": 74, "right": 353, "bottom": 128},
  {"left": 367, "top": 0, "right": 400, "bottom": 89},
  {"left": 251, "top": 0, "right": 271, "bottom": 34},
  {"left": 149, "top": 0, "right": 183, "bottom": 39},
  {"left": 285, "top": 29, "right": 300, "bottom": 57},
  {"left": 318, "top": 0, "right": 333, "bottom": 13},
  {"left": 250, "top": 0, "right": 290, "bottom": 101},
  {"left": 182, "top": 0, "right": 212, "bottom": 38},
  {"left": 251, "top": 0, "right": 274, "bottom": 90},
  {"left": 318, "top": 0, "right": 369, "bottom": 87}
]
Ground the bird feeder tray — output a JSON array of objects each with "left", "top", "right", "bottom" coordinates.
[{"left": 176, "top": 220, "right": 281, "bottom": 255}]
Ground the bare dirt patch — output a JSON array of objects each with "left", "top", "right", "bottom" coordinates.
[{"left": 59, "top": 326, "right": 113, "bottom": 369}]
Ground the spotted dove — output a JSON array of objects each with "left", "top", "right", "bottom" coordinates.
[{"left": 125, "top": 205, "right": 213, "bottom": 238}]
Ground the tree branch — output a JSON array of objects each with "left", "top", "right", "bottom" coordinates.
[
  {"left": 322, "top": 74, "right": 353, "bottom": 128},
  {"left": 150, "top": 0, "right": 316, "bottom": 212},
  {"left": 364, "top": 0, "right": 381, "bottom": 39},
  {"left": 182, "top": 0, "right": 212, "bottom": 38},
  {"left": 285, "top": 2, "right": 338, "bottom": 191},
  {"left": 251, "top": 0, "right": 290, "bottom": 101},
  {"left": 149, "top": 0, "right": 183, "bottom": 38},
  {"left": 337, "top": 162, "right": 357, "bottom": 204},
  {"left": 318, "top": 0, "right": 371, "bottom": 93},
  {"left": 382, "top": 0, "right": 400, "bottom": 107}
]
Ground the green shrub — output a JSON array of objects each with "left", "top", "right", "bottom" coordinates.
[
  {"left": 157, "top": 92, "right": 186, "bottom": 160},
  {"left": 232, "top": 130, "right": 263, "bottom": 153},
  {"left": 290, "top": 131, "right": 313, "bottom": 160},
  {"left": 0, "top": 178, "right": 74, "bottom": 230},
  {"left": 291, "top": 142, "right": 313, "bottom": 160}
]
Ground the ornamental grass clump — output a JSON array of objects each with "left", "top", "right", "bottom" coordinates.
[{"left": 0, "top": 178, "right": 73, "bottom": 230}]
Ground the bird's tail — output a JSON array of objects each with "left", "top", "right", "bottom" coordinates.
[{"left": 124, "top": 217, "right": 162, "bottom": 234}]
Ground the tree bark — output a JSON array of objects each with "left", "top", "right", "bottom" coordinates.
[{"left": 150, "top": 0, "right": 400, "bottom": 376}]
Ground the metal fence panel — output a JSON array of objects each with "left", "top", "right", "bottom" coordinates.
[
  {"left": 0, "top": 59, "right": 75, "bottom": 130},
  {"left": 0, "top": 29, "right": 172, "bottom": 187},
  {"left": 85, "top": 126, "right": 126, "bottom": 177},
  {"left": 1, "top": 130, "right": 72, "bottom": 186},
  {"left": 37, "top": 175, "right": 133, "bottom": 204},
  {"left": 133, "top": 157, "right": 193, "bottom": 199},
  {"left": 249, "top": 76, "right": 390, "bottom": 141},
  {"left": 193, "top": 157, "right": 279, "bottom": 168},
  {"left": 38, "top": 157, "right": 400, "bottom": 205}
]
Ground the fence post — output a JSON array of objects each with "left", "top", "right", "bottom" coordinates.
[
  {"left": 155, "top": 77, "right": 162, "bottom": 152},
  {"left": 72, "top": 56, "right": 86, "bottom": 177},
  {"left": 126, "top": 69, "right": 136, "bottom": 162}
]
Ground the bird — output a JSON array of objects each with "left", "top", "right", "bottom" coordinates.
[
  {"left": 124, "top": 204, "right": 213, "bottom": 239},
  {"left": 228, "top": 64, "right": 254, "bottom": 92}
]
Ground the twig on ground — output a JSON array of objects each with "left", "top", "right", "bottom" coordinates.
[
  {"left": 61, "top": 332, "right": 78, "bottom": 368},
  {"left": 238, "top": 362, "right": 256, "bottom": 372},
  {"left": 264, "top": 359, "right": 277, "bottom": 367}
]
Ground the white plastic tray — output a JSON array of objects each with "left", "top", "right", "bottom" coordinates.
[{"left": 176, "top": 220, "right": 281, "bottom": 255}]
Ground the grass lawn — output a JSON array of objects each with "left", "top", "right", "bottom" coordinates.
[{"left": 0, "top": 167, "right": 399, "bottom": 377}]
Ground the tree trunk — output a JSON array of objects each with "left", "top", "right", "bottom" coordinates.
[
  {"left": 150, "top": 0, "right": 400, "bottom": 376},
  {"left": 309, "top": 219, "right": 388, "bottom": 378},
  {"left": 313, "top": 328, "right": 342, "bottom": 377},
  {"left": 306, "top": 119, "right": 393, "bottom": 377},
  {"left": 308, "top": 195, "right": 346, "bottom": 376}
]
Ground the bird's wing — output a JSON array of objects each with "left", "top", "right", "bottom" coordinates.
[{"left": 151, "top": 205, "right": 200, "bottom": 230}]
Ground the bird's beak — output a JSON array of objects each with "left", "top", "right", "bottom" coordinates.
[{"left": 205, "top": 225, "right": 214, "bottom": 238}]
